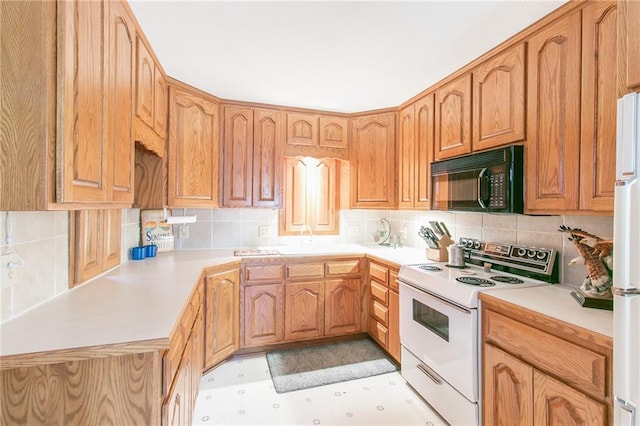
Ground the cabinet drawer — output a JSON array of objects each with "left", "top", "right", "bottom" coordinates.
[
  {"left": 389, "top": 269, "right": 399, "bottom": 291},
  {"left": 325, "top": 259, "right": 362, "bottom": 277},
  {"left": 370, "top": 299, "right": 389, "bottom": 326},
  {"left": 369, "top": 262, "right": 389, "bottom": 284},
  {"left": 370, "top": 280, "right": 388, "bottom": 304},
  {"left": 286, "top": 263, "right": 324, "bottom": 279},
  {"left": 369, "top": 318, "right": 388, "bottom": 348},
  {"left": 244, "top": 264, "right": 284, "bottom": 283},
  {"left": 485, "top": 309, "right": 607, "bottom": 398}
]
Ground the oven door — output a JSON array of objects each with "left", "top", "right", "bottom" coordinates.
[{"left": 399, "top": 280, "right": 478, "bottom": 402}]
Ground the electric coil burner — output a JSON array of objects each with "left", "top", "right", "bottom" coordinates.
[
  {"left": 419, "top": 265, "right": 442, "bottom": 272},
  {"left": 455, "top": 276, "right": 495, "bottom": 287},
  {"left": 490, "top": 275, "right": 524, "bottom": 284}
]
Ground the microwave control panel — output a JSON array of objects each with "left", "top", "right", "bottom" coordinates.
[{"left": 488, "top": 173, "right": 506, "bottom": 207}]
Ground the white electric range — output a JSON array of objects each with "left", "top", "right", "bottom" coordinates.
[{"left": 398, "top": 238, "right": 559, "bottom": 426}]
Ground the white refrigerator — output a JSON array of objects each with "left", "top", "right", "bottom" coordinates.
[{"left": 615, "top": 91, "right": 640, "bottom": 425}]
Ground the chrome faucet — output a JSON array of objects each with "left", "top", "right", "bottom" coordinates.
[{"left": 300, "top": 224, "right": 313, "bottom": 244}]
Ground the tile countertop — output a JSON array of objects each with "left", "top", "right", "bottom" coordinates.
[
  {"left": 480, "top": 284, "right": 614, "bottom": 339},
  {"left": 0, "top": 245, "right": 429, "bottom": 362}
]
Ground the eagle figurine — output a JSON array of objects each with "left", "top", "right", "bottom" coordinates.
[{"left": 558, "top": 225, "right": 613, "bottom": 297}]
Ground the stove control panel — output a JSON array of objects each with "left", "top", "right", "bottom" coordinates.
[{"left": 458, "top": 238, "right": 558, "bottom": 282}]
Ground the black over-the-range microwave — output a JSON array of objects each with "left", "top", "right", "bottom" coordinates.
[{"left": 430, "top": 145, "right": 524, "bottom": 213}]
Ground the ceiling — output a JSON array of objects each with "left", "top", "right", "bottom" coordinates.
[{"left": 128, "top": 1, "right": 566, "bottom": 113}]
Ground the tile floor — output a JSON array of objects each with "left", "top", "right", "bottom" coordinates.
[{"left": 193, "top": 353, "right": 447, "bottom": 426}]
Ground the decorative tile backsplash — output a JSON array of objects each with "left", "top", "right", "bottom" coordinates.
[{"left": 0, "top": 207, "right": 612, "bottom": 323}]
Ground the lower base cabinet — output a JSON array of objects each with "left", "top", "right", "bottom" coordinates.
[
  {"left": 204, "top": 268, "right": 240, "bottom": 370},
  {"left": 481, "top": 294, "right": 612, "bottom": 425}
]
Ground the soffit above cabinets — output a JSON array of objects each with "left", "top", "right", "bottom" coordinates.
[{"left": 128, "top": 1, "right": 566, "bottom": 113}]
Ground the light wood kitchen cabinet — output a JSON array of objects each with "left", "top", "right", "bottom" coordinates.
[
  {"left": 134, "top": 34, "right": 167, "bottom": 156},
  {"left": 350, "top": 112, "right": 397, "bottom": 208},
  {"left": 481, "top": 293, "right": 612, "bottom": 426},
  {"left": 619, "top": 0, "right": 640, "bottom": 93},
  {"left": 241, "top": 257, "right": 363, "bottom": 348},
  {"left": 167, "top": 82, "right": 219, "bottom": 207},
  {"left": 221, "top": 105, "right": 283, "bottom": 207},
  {"left": 204, "top": 268, "right": 240, "bottom": 371},
  {"left": 285, "top": 281, "right": 325, "bottom": 340},
  {"left": 367, "top": 258, "right": 400, "bottom": 362},
  {"left": 472, "top": 43, "right": 526, "bottom": 151},
  {"left": 280, "top": 157, "right": 339, "bottom": 235},
  {"left": 72, "top": 209, "right": 122, "bottom": 287},
  {"left": 398, "top": 94, "right": 433, "bottom": 209},
  {"left": 434, "top": 73, "right": 472, "bottom": 160},
  {"left": 285, "top": 113, "right": 349, "bottom": 160},
  {"left": 580, "top": 1, "right": 618, "bottom": 212},
  {"left": 526, "top": 4, "right": 617, "bottom": 213}
]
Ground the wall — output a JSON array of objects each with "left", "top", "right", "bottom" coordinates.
[
  {"left": 1, "top": 207, "right": 611, "bottom": 323},
  {"left": 170, "top": 208, "right": 613, "bottom": 287},
  {"left": 0, "top": 209, "right": 141, "bottom": 324}
]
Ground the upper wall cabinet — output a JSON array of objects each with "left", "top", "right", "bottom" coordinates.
[
  {"left": 221, "top": 106, "right": 283, "bottom": 208},
  {"left": 526, "top": 3, "right": 617, "bottom": 214},
  {"left": 167, "top": 83, "right": 219, "bottom": 207},
  {"left": 472, "top": 43, "right": 526, "bottom": 151},
  {"left": 350, "top": 112, "right": 396, "bottom": 209},
  {"left": 398, "top": 94, "right": 433, "bottom": 209},
  {"left": 434, "top": 74, "right": 472, "bottom": 160},
  {"left": 285, "top": 113, "right": 349, "bottom": 160},
  {"left": 1, "top": 0, "right": 138, "bottom": 209},
  {"left": 134, "top": 36, "right": 167, "bottom": 156},
  {"left": 619, "top": 0, "right": 640, "bottom": 93}
]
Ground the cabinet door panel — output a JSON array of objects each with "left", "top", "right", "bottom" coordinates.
[
  {"left": 253, "top": 109, "right": 282, "bottom": 207},
  {"left": 483, "top": 344, "right": 533, "bottom": 426},
  {"left": 205, "top": 270, "right": 239, "bottom": 370},
  {"left": 168, "top": 87, "right": 219, "bottom": 207},
  {"left": 434, "top": 74, "right": 472, "bottom": 160},
  {"left": 109, "top": 1, "right": 135, "bottom": 204},
  {"left": 311, "top": 159, "right": 338, "bottom": 233},
  {"left": 350, "top": 113, "right": 396, "bottom": 208},
  {"left": 534, "top": 371, "right": 607, "bottom": 426},
  {"left": 57, "top": 0, "right": 108, "bottom": 203},
  {"left": 153, "top": 65, "right": 167, "bottom": 138},
  {"left": 325, "top": 279, "right": 361, "bottom": 336},
  {"left": 287, "top": 113, "right": 317, "bottom": 146},
  {"left": 621, "top": 0, "right": 640, "bottom": 91},
  {"left": 222, "top": 106, "right": 253, "bottom": 207},
  {"left": 398, "top": 104, "right": 415, "bottom": 209},
  {"left": 526, "top": 12, "right": 581, "bottom": 212},
  {"left": 284, "top": 281, "right": 324, "bottom": 340},
  {"left": 319, "top": 116, "right": 348, "bottom": 149},
  {"left": 244, "top": 284, "right": 284, "bottom": 346},
  {"left": 415, "top": 94, "right": 434, "bottom": 208},
  {"left": 75, "top": 210, "right": 103, "bottom": 283},
  {"left": 473, "top": 43, "right": 526, "bottom": 151},
  {"left": 102, "top": 209, "right": 121, "bottom": 270},
  {"left": 580, "top": 2, "right": 617, "bottom": 211},
  {"left": 135, "top": 38, "right": 154, "bottom": 129}
]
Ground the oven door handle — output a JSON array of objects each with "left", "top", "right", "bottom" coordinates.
[
  {"left": 477, "top": 167, "right": 489, "bottom": 209},
  {"left": 416, "top": 363, "right": 443, "bottom": 385},
  {"left": 399, "top": 280, "right": 472, "bottom": 314}
]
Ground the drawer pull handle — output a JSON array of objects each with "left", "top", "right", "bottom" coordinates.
[{"left": 417, "top": 363, "right": 442, "bottom": 385}]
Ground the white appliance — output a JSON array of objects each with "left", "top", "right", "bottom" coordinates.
[
  {"left": 614, "top": 92, "right": 640, "bottom": 425},
  {"left": 398, "top": 240, "right": 557, "bottom": 425}
]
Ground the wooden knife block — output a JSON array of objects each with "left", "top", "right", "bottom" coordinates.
[{"left": 426, "top": 235, "right": 454, "bottom": 262}]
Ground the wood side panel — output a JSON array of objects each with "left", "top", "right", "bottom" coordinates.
[
  {"left": 253, "top": 109, "right": 283, "bottom": 207},
  {"left": 284, "top": 281, "right": 325, "bottom": 340},
  {"left": 109, "top": 0, "right": 135, "bottom": 204},
  {"left": 0, "top": 0, "right": 56, "bottom": 210},
  {"left": 398, "top": 104, "right": 415, "bottom": 208},
  {"left": 525, "top": 12, "right": 581, "bottom": 212},
  {"left": 222, "top": 106, "right": 253, "bottom": 206},
  {"left": 167, "top": 87, "right": 219, "bottom": 207},
  {"left": 57, "top": 0, "right": 108, "bottom": 203},
  {"left": 580, "top": 1, "right": 617, "bottom": 212},
  {"left": 387, "top": 289, "right": 400, "bottom": 362},
  {"left": 134, "top": 144, "right": 167, "bottom": 209},
  {"left": 325, "top": 279, "right": 361, "bottom": 336},
  {"left": 414, "top": 94, "right": 434, "bottom": 209},
  {"left": 472, "top": 43, "right": 526, "bottom": 150},
  {"left": 533, "top": 370, "right": 607, "bottom": 425},
  {"left": 434, "top": 73, "right": 472, "bottom": 160},
  {"left": 0, "top": 352, "right": 161, "bottom": 425},
  {"left": 483, "top": 344, "right": 533, "bottom": 426},
  {"left": 350, "top": 113, "right": 396, "bottom": 208}
]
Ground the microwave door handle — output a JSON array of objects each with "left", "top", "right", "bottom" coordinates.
[{"left": 477, "top": 167, "right": 489, "bottom": 209}]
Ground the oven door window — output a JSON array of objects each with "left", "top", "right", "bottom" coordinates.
[{"left": 413, "top": 298, "right": 449, "bottom": 342}]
